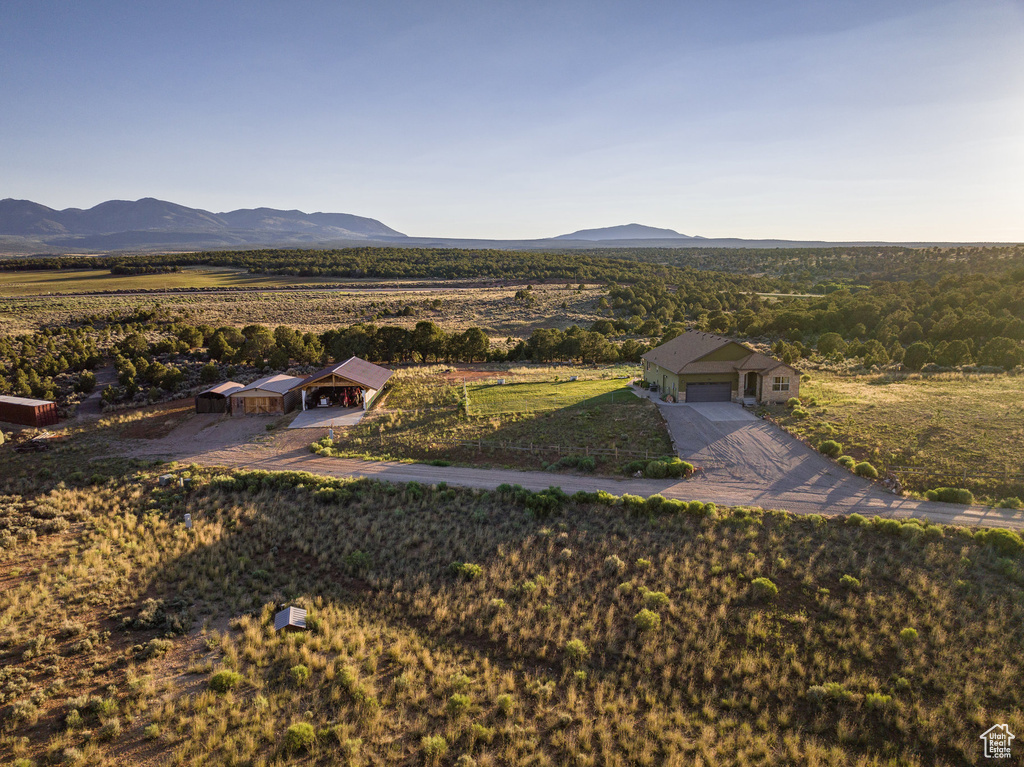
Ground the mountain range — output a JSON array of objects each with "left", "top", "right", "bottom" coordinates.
[
  {"left": 0, "top": 197, "right": 997, "bottom": 253},
  {"left": 0, "top": 197, "right": 406, "bottom": 251}
]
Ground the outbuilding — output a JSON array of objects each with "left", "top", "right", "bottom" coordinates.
[
  {"left": 0, "top": 395, "right": 59, "bottom": 427},
  {"left": 194, "top": 381, "right": 244, "bottom": 413},
  {"left": 641, "top": 331, "right": 799, "bottom": 404},
  {"left": 274, "top": 606, "right": 307, "bottom": 633},
  {"left": 290, "top": 357, "right": 393, "bottom": 412},
  {"left": 229, "top": 374, "right": 302, "bottom": 415}
]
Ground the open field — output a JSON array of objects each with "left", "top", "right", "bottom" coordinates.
[
  {"left": 2, "top": 466, "right": 1023, "bottom": 765},
  {"left": 326, "top": 370, "right": 673, "bottom": 472},
  {"left": 774, "top": 371, "right": 1024, "bottom": 500},
  {"left": 0, "top": 281, "right": 605, "bottom": 336}
]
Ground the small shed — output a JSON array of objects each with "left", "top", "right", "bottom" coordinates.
[
  {"left": 274, "top": 606, "right": 307, "bottom": 633},
  {"left": 0, "top": 395, "right": 59, "bottom": 427},
  {"left": 229, "top": 374, "right": 302, "bottom": 415},
  {"left": 195, "top": 381, "right": 244, "bottom": 413},
  {"left": 290, "top": 357, "right": 393, "bottom": 412}
]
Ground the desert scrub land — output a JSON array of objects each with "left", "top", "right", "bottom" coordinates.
[
  {"left": 0, "top": 280, "right": 604, "bottom": 336},
  {"left": 322, "top": 369, "right": 672, "bottom": 473},
  {"left": 2, "top": 468, "right": 1024, "bottom": 765},
  {"left": 773, "top": 371, "right": 1024, "bottom": 500}
]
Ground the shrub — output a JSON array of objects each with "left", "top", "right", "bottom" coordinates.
[
  {"left": 644, "top": 591, "right": 671, "bottom": 609},
  {"left": 751, "top": 577, "right": 779, "bottom": 601},
  {"left": 620, "top": 494, "right": 648, "bottom": 515},
  {"left": 284, "top": 722, "right": 316, "bottom": 753},
  {"left": 495, "top": 694, "right": 515, "bottom": 716},
  {"left": 564, "top": 638, "right": 590, "bottom": 664},
  {"left": 865, "top": 692, "right": 893, "bottom": 710},
  {"left": 446, "top": 694, "right": 472, "bottom": 717},
  {"left": 65, "top": 709, "right": 83, "bottom": 730},
  {"left": 635, "top": 557, "right": 652, "bottom": 569},
  {"left": 634, "top": 609, "right": 661, "bottom": 632},
  {"left": 819, "top": 439, "right": 842, "bottom": 457},
  {"left": 786, "top": 397, "right": 800, "bottom": 408},
  {"left": 854, "top": 461, "right": 878, "bottom": 478},
  {"left": 846, "top": 513, "right": 866, "bottom": 526},
  {"left": 604, "top": 555, "right": 626, "bottom": 574},
  {"left": 97, "top": 718, "right": 121, "bottom": 741},
  {"left": 644, "top": 460, "right": 669, "bottom": 479},
  {"left": 976, "top": 528, "right": 1024, "bottom": 557},
  {"left": 807, "top": 682, "right": 854, "bottom": 703},
  {"left": 450, "top": 562, "right": 484, "bottom": 579},
  {"left": 209, "top": 669, "right": 243, "bottom": 693},
  {"left": 421, "top": 735, "right": 448, "bottom": 760},
  {"left": 924, "top": 487, "right": 974, "bottom": 505},
  {"left": 664, "top": 458, "right": 693, "bottom": 478},
  {"left": 290, "top": 664, "right": 310, "bottom": 686},
  {"left": 997, "top": 497, "right": 1024, "bottom": 509},
  {"left": 791, "top": 407, "right": 809, "bottom": 419},
  {"left": 837, "top": 455, "right": 855, "bottom": 469},
  {"left": 840, "top": 574, "right": 861, "bottom": 590},
  {"left": 899, "top": 627, "right": 919, "bottom": 645},
  {"left": 143, "top": 723, "right": 161, "bottom": 740}
]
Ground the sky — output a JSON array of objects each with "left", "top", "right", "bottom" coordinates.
[{"left": 2, "top": 0, "right": 1023, "bottom": 241}]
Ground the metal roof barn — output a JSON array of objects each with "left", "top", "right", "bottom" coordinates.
[
  {"left": 195, "top": 381, "right": 244, "bottom": 413},
  {"left": 0, "top": 395, "right": 59, "bottom": 427}
]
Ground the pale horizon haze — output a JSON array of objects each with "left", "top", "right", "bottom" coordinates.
[{"left": 3, "top": 1, "right": 1023, "bottom": 242}]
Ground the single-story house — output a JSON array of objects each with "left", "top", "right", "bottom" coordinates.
[
  {"left": 229, "top": 374, "right": 302, "bottom": 415},
  {"left": 195, "top": 381, "right": 244, "bottom": 413},
  {"left": 290, "top": 357, "right": 392, "bottom": 412},
  {"left": 0, "top": 395, "right": 59, "bottom": 427},
  {"left": 641, "top": 331, "right": 799, "bottom": 404}
]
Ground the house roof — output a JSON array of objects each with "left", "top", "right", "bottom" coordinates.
[
  {"left": 274, "top": 606, "right": 307, "bottom": 631},
  {"left": 197, "top": 381, "right": 244, "bottom": 397},
  {"left": 234, "top": 374, "right": 302, "bottom": 396},
  {"left": 642, "top": 332, "right": 796, "bottom": 376},
  {"left": 0, "top": 395, "right": 56, "bottom": 407},
  {"left": 292, "top": 356, "right": 393, "bottom": 392}
]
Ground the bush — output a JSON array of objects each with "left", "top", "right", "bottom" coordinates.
[
  {"left": 143, "top": 723, "right": 161, "bottom": 740},
  {"left": 290, "top": 664, "right": 310, "bottom": 686},
  {"left": 644, "top": 460, "right": 669, "bottom": 479},
  {"left": 837, "top": 455, "right": 855, "bottom": 469},
  {"left": 450, "top": 562, "right": 484, "bottom": 579},
  {"left": 854, "top": 461, "right": 878, "bottom": 478},
  {"left": 819, "top": 439, "right": 842, "bottom": 457},
  {"left": 284, "top": 722, "right": 316, "bottom": 753},
  {"left": 899, "top": 627, "right": 919, "bottom": 645},
  {"left": 976, "top": 528, "right": 1024, "bottom": 557},
  {"left": 446, "top": 693, "right": 472, "bottom": 717},
  {"left": 924, "top": 487, "right": 974, "bottom": 505},
  {"left": 564, "top": 638, "right": 590, "bottom": 664},
  {"left": 786, "top": 397, "right": 800, "bottom": 408},
  {"left": 839, "top": 574, "right": 861, "bottom": 590},
  {"left": 997, "top": 497, "right": 1024, "bottom": 509},
  {"left": 209, "top": 669, "right": 243, "bottom": 693},
  {"left": 865, "top": 692, "right": 893, "bottom": 710},
  {"left": 634, "top": 609, "right": 661, "bottom": 632},
  {"left": 421, "top": 735, "right": 449, "bottom": 760},
  {"left": 791, "top": 407, "right": 809, "bottom": 419},
  {"left": 751, "top": 577, "right": 779, "bottom": 601},
  {"left": 846, "top": 513, "right": 866, "bottom": 526},
  {"left": 644, "top": 590, "right": 671, "bottom": 609},
  {"left": 495, "top": 694, "right": 514, "bottom": 716},
  {"left": 603, "top": 555, "right": 626, "bottom": 574}
]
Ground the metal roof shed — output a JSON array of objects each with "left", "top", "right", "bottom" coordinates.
[
  {"left": 229, "top": 374, "right": 302, "bottom": 415},
  {"left": 0, "top": 395, "right": 59, "bottom": 427},
  {"left": 195, "top": 381, "right": 244, "bottom": 413},
  {"left": 290, "top": 357, "right": 393, "bottom": 411},
  {"left": 274, "top": 606, "right": 307, "bottom": 632}
]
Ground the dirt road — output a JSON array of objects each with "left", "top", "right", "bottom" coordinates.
[{"left": 119, "top": 411, "right": 1024, "bottom": 531}]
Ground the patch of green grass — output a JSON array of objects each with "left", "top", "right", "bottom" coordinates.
[{"left": 324, "top": 373, "right": 671, "bottom": 473}]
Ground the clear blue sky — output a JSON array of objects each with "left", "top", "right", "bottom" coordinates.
[{"left": 3, "top": 1, "right": 1023, "bottom": 241}]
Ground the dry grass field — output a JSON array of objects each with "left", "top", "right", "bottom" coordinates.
[
  {"left": 774, "top": 371, "right": 1024, "bottom": 500},
  {"left": 2, "top": 463, "right": 1023, "bottom": 766},
  {"left": 0, "top": 279, "right": 604, "bottom": 336}
]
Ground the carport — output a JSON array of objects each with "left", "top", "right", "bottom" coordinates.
[{"left": 290, "top": 357, "right": 393, "bottom": 412}]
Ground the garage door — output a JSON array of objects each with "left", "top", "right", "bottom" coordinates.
[{"left": 685, "top": 382, "right": 732, "bottom": 403}]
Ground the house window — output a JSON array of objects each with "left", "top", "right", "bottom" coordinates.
[{"left": 772, "top": 376, "right": 790, "bottom": 392}]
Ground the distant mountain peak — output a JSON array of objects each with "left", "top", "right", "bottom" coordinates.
[{"left": 554, "top": 223, "right": 699, "bottom": 241}]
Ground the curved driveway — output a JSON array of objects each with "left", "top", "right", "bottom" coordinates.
[{"left": 156, "top": 400, "right": 1024, "bottom": 531}]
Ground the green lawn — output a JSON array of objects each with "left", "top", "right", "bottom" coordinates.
[
  {"left": 330, "top": 373, "right": 671, "bottom": 472},
  {"left": 773, "top": 371, "right": 1024, "bottom": 500},
  {"left": 466, "top": 379, "right": 634, "bottom": 415}
]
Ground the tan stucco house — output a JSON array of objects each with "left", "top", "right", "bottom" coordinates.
[{"left": 641, "top": 331, "right": 799, "bottom": 404}]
